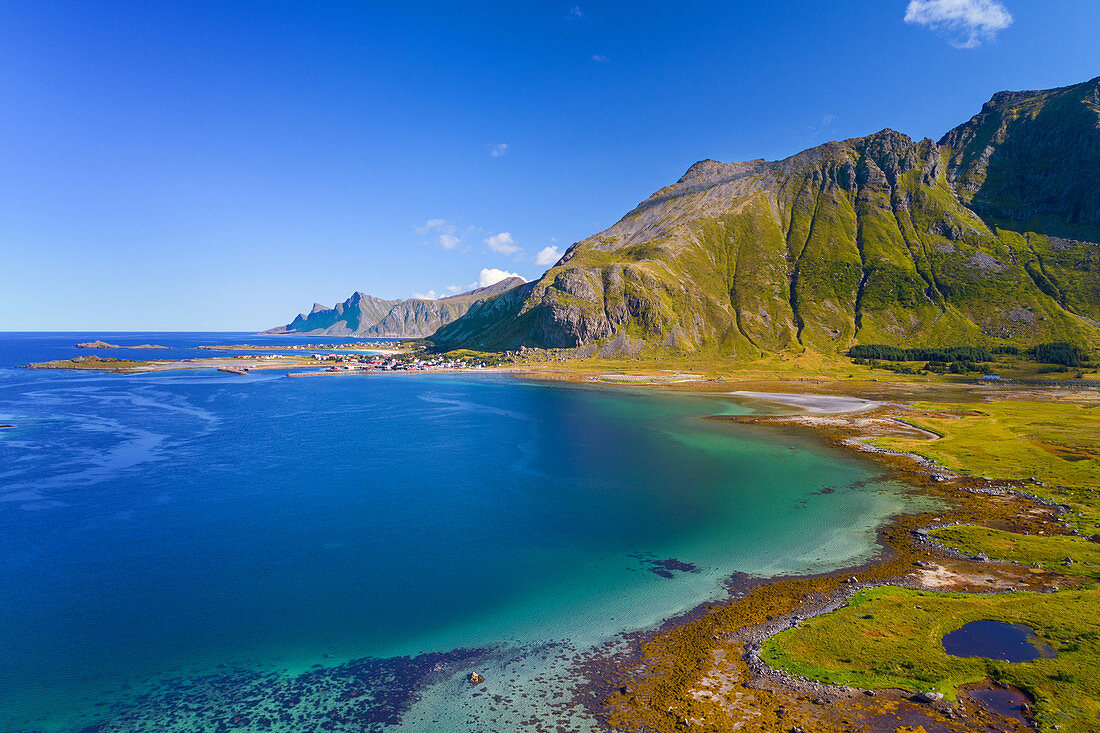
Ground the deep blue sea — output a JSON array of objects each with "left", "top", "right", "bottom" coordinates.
[{"left": 0, "top": 333, "right": 932, "bottom": 732}]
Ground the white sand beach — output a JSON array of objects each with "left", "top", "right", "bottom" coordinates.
[{"left": 727, "top": 391, "right": 882, "bottom": 414}]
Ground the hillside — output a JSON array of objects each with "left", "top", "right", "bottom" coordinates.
[
  {"left": 431, "top": 77, "right": 1100, "bottom": 356},
  {"left": 265, "top": 277, "right": 526, "bottom": 337}
]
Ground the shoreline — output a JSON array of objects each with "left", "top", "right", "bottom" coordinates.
[
  {"left": 7, "top": 358, "right": 1094, "bottom": 730},
  {"left": 725, "top": 389, "right": 882, "bottom": 414},
  {"left": 542, "top": 377, "right": 1087, "bottom": 732}
]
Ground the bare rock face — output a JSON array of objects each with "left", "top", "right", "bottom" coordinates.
[{"left": 431, "top": 77, "right": 1100, "bottom": 354}]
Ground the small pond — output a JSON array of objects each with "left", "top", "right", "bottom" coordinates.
[
  {"left": 968, "top": 688, "right": 1030, "bottom": 722},
  {"left": 942, "top": 620, "right": 1055, "bottom": 662}
]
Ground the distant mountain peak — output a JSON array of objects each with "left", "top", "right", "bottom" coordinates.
[{"left": 263, "top": 278, "right": 526, "bottom": 337}]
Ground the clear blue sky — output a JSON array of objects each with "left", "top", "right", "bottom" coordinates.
[{"left": 2, "top": 1, "right": 1097, "bottom": 330}]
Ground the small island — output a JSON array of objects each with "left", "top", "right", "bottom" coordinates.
[{"left": 77, "top": 340, "right": 170, "bottom": 349}]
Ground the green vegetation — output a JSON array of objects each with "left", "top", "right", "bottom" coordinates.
[
  {"left": 847, "top": 342, "right": 1096, "bottom": 379},
  {"left": 1032, "top": 342, "right": 1088, "bottom": 367},
  {"left": 27, "top": 355, "right": 150, "bottom": 370},
  {"left": 441, "top": 349, "right": 507, "bottom": 366},
  {"left": 932, "top": 525, "right": 1100, "bottom": 578},
  {"left": 875, "top": 400, "right": 1100, "bottom": 572},
  {"left": 431, "top": 79, "right": 1100, "bottom": 359},
  {"left": 875, "top": 400, "right": 1098, "bottom": 502},
  {"left": 848, "top": 344, "right": 993, "bottom": 362},
  {"left": 763, "top": 586, "right": 1100, "bottom": 727},
  {"left": 760, "top": 396, "right": 1100, "bottom": 729}
]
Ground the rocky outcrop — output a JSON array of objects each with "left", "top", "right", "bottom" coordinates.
[{"left": 431, "top": 78, "right": 1100, "bottom": 354}]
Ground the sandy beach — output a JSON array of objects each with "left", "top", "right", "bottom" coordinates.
[{"left": 726, "top": 390, "right": 882, "bottom": 414}]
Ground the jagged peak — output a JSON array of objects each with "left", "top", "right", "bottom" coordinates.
[
  {"left": 309, "top": 303, "right": 329, "bottom": 314},
  {"left": 843, "top": 128, "right": 918, "bottom": 152},
  {"left": 971, "top": 75, "right": 1100, "bottom": 116},
  {"left": 679, "top": 158, "right": 767, "bottom": 182}
]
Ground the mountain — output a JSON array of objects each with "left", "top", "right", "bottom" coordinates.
[
  {"left": 264, "top": 278, "right": 526, "bottom": 337},
  {"left": 431, "top": 77, "right": 1100, "bottom": 356}
]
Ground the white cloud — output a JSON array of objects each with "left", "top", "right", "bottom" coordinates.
[
  {"left": 415, "top": 218, "right": 448, "bottom": 235},
  {"left": 484, "top": 232, "right": 520, "bottom": 255},
  {"left": 446, "top": 284, "right": 462, "bottom": 294},
  {"left": 412, "top": 290, "right": 439, "bottom": 300},
  {"left": 478, "top": 268, "right": 525, "bottom": 288},
  {"left": 591, "top": 54, "right": 609, "bottom": 62},
  {"left": 566, "top": 5, "right": 583, "bottom": 20},
  {"left": 488, "top": 142, "right": 509, "bottom": 158},
  {"left": 904, "top": 0, "right": 1013, "bottom": 48},
  {"left": 415, "top": 219, "right": 463, "bottom": 249},
  {"left": 535, "top": 245, "right": 561, "bottom": 266}
]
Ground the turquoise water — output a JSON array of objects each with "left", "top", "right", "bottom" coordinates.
[{"left": 0, "top": 334, "right": 932, "bottom": 731}]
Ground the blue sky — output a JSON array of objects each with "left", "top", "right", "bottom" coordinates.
[{"left": 2, "top": 1, "right": 1098, "bottom": 330}]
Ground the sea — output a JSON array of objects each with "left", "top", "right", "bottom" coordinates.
[{"left": 0, "top": 332, "right": 934, "bottom": 732}]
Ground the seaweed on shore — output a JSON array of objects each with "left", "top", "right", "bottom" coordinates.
[{"left": 77, "top": 647, "right": 494, "bottom": 733}]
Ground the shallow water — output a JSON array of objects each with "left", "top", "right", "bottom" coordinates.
[
  {"left": 968, "top": 688, "right": 1030, "bottom": 722},
  {"left": 942, "top": 620, "right": 1056, "bottom": 662},
  {"left": 0, "top": 333, "right": 935, "bottom": 731}
]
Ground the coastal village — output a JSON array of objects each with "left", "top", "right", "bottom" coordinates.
[
  {"left": 26, "top": 341, "right": 497, "bottom": 375},
  {"left": 305, "top": 352, "right": 488, "bottom": 373}
]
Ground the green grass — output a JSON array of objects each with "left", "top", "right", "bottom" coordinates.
[
  {"left": 874, "top": 400, "right": 1100, "bottom": 534},
  {"left": 762, "top": 586, "right": 1100, "bottom": 728},
  {"left": 877, "top": 398, "right": 1100, "bottom": 597},
  {"left": 933, "top": 525, "right": 1100, "bottom": 578}
]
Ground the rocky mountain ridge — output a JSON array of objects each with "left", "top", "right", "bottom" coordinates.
[
  {"left": 431, "top": 77, "right": 1100, "bottom": 355},
  {"left": 265, "top": 277, "right": 526, "bottom": 337}
]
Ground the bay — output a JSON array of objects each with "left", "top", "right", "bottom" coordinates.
[{"left": 0, "top": 333, "right": 932, "bottom": 731}]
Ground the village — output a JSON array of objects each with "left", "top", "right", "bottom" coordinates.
[
  {"left": 197, "top": 341, "right": 405, "bottom": 352},
  {"left": 302, "top": 352, "right": 488, "bottom": 373}
]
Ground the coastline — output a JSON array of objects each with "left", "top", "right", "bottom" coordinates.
[
  {"left": 559, "top": 377, "right": 1091, "bottom": 732},
  {"left": 7, "top": 349, "right": 1096, "bottom": 731},
  {"left": 1, "top": 362, "right": 950, "bottom": 733}
]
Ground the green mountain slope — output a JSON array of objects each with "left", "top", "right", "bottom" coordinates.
[{"left": 432, "top": 77, "right": 1100, "bottom": 355}]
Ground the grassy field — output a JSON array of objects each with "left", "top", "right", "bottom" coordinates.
[
  {"left": 760, "top": 391, "right": 1100, "bottom": 730},
  {"left": 762, "top": 586, "right": 1100, "bottom": 728},
  {"left": 873, "top": 399, "right": 1100, "bottom": 537},
  {"left": 874, "top": 400, "right": 1099, "bottom": 492},
  {"left": 932, "top": 525, "right": 1100, "bottom": 578}
]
